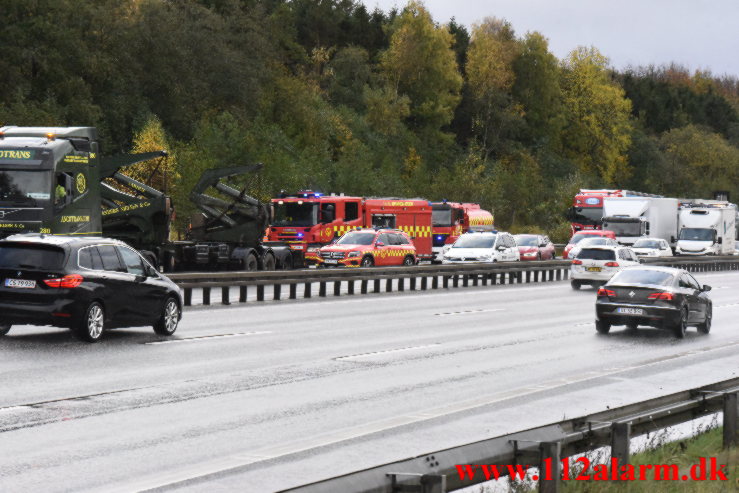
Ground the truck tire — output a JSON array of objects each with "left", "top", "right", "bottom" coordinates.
[
  {"left": 244, "top": 253, "right": 258, "bottom": 271},
  {"left": 0, "top": 325, "right": 10, "bottom": 336},
  {"left": 262, "top": 253, "right": 276, "bottom": 271},
  {"left": 278, "top": 254, "right": 293, "bottom": 270}
]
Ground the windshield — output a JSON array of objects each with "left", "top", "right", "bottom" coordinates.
[
  {"left": 0, "top": 170, "right": 51, "bottom": 206},
  {"left": 336, "top": 232, "right": 376, "bottom": 245},
  {"left": 609, "top": 269, "right": 674, "bottom": 286},
  {"left": 272, "top": 202, "right": 318, "bottom": 227},
  {"left": 569, "top": 233, "right": 600, "bottom": 244},
  {"left": 602, "top": 221, "right": 641, "bottom": 237},
  {"left": 570, "top": 207, "right": 603, "bottom": 224},
  {"left": 514, "top": 235, "right": 538, "bottom": 247},
  {"left": 432, "top": 209, "right": 452, "bottom": 227},
  {"left": 453, "top": 235, "right": 496, "bottom": 249},
  {"left": 633, "top": 239, "right": 661, "bottom": 249},
  {"left": 678, "top": 228, "right": 715, "bottom": 242},
  {"left": 576, "top": 249, "right": 616, "bottom": 260},
  {"left": 580, "top": 238, "right": 611, "bottom": 246},
  {"left": 0, "top": 244, "right": 65, "bottom": 270}
]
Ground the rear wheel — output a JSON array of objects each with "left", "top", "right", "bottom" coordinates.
[
  {"left": 403, "top": 255, "right": 415, "bottom": 266},
  {"left": 697, "top": 305, "right": 712, "bottom": 334},
  {"left": 0, "top": 325, "right": 10, "bottom": 336},
  {"left": 595, "top": 320, "right": 611, "bottom": 334},
  {"left": 673, "top": 307, "right": 688, "bottom": 338},
  {"left": 244, "top": 253, "right": 258, "bottom": 271},
  {"left": 262, "top": 253, "right": 276, "bottom": 271},
  {"left": 72, "top": 302, "right": 105, "bottom": 342},
  {"left": 361, "top": 256, "right": 374, "bottom": 268},
  {"left": 571, "top": 280, "right": 581, "bottom": 290},
  {"left": 154, "top": 296, "right": 180, "bottom": 336},
  {"left": 626, "top": 322, "right": 639, "bottom": 331}
]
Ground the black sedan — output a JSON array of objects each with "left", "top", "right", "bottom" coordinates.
[
  {"left": 595, "top": 266, "right": 712, "bottom": 338},
  {"left": 0, "top": 234, "right": 183, "bottom": 342}
]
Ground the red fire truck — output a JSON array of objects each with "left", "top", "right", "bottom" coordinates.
[
  {"left": 567, "top": 189, "right": 661, "bottom": 235},
  {"left": 431, "top": 202, "right": 495, "bottom": 262},
  {"left": 267, "top": 192, "right": 433, "bottom": 265}
]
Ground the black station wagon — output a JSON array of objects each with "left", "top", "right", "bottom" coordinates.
[{"left": 0, "top": 234, "right": 182, "bottom": 342}]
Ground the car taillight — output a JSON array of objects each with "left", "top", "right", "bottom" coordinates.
[
  {"left": 604, "top": 262, "right": 619, "bottom": 267},
  {"left": 44, "top": 274, "right": 84, "bottom": 288},
  {"left": 572, "top": 259, "right": 582, "bottom": 265},
  {"left": 647, "top": 292, "right": 673, "bottom": 300},
  {"left": 597, "top": 287, "right": 616, "bottom": 297}
]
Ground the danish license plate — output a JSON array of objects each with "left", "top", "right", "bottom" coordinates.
[
  {"left": 5, "top": 278, "right": 36, "bottom": 289},
  {"left": 617, "top": 307, "right": 643, "bottom": 315},
  {"left": 323, "top": 259, "right": 338, "bottom": 264},
  {"left": 586, "top": 267, "right": 602, "bottom": 272}
]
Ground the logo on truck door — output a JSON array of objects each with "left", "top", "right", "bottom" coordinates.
[{"left": 75, "top": 173, "right": 87, "bottom": 194}]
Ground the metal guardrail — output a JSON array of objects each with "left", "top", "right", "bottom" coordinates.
[
  {"left": 168, "top": 256, "right": 739, "bottom": 307},
  {"left": 278, "top": 377, "right": 739, "bottom": 493}
]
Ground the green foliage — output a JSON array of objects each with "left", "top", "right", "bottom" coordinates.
[{"left": 3, "top": 0, "right": 739, "bottom": 239}]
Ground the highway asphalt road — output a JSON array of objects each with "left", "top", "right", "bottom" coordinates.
[{"left": 0, "top": 271, "right": 737, "bottom": 492}]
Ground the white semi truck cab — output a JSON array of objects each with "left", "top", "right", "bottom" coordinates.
[
  {"left": 602, "top": 197, "right": 678, "bottom": 246},
  {"left": 676, "top": 204, "right": 737, "bottom": 255}
]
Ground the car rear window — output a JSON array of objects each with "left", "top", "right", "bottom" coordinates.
[
  {"left": 609, "top": 270, "right": 675, "bottom": 286},
  {"left": 0, "top": 243, "right": 65, "bottom": 270},
  {"left": 577, "top": 248, "right": 616, "bottom": 260}
]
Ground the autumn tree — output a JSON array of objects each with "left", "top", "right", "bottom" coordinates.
[{"left": 560, "top": 47, "right": 634, "bottom": 184}]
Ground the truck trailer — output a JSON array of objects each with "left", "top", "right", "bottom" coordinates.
[{"left": 601, "top": 197, "right": 679, "bottom": 246}]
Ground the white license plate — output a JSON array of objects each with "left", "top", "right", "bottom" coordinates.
[
  {"left": 323, "top": 259, "right": 338, "bottom": 264},
  {"left": 617, "top": 307, "right": 644, "bottom": 315},
  {"left": 586, "top": 267, "right": 602, "bottom": 272},
  {"left": 5, "top": 278, "right": 36, "bottom": 289},
  {"left": 290, "top": 245, "right": 305, "bottom": 250}
]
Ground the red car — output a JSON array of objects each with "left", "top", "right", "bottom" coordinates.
[
  {"left": 514, "top": 234, "right": 555, "bottom": 260},
  {"left": 563, "top": 230, "right": 617, "bottom": 259},
  {"left": 317, "top": 229, "right": 417, "bottom": 267}
]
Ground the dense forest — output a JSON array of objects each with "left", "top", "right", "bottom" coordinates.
[{"left": 2, "top": 0, "right": 738, "bottom": 241}]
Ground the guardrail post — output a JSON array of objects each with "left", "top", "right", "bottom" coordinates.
[
  {"left": 421, "top": 277, "right": 427, "bottom": 290},
  {"left": 361, "top": 280, "right": 368, "bottom": 294},
  {"left": 534, "top": 270, "right": 539, "bottom": 282},
  {"left": 387, "top": 473, "right": 447, "bottom": 493},
  {"left": 184, "top": 287, "right": 192, "bottom": 307},
  {"left": 319, "top": 281, "right": 327, "bottom": 297},
  {"left": 221, "top": 286, "right": 230, "bottom": 305},
  {"left": 443, "top": 276, "right": 449, "bottom": 289},
  {"left": 334, "top": 281, "right": 341, "bottom": 297},
  {"left": 240, "top": 285, "right": 247, "bottom": 303},
  {"left": 274, "top": 283, "right": 282, "bottom": 301},
  {"left": 526, "top": 271, "right": 531, "bottom": 283},
  {"left": 611, "top": 422, "right": 631, "bottom": 468},
  {"left": 462, "top": 275, "right": 469, "bottom": 287},
  {"left": 481, "top": 274, "right": 487, "bottom": 286},
  {"left": 453, "top": 275, "right": 459, "bottom": 288},
  {"left": 419, "top": 474, "right": 447, "bottom": 493},
  {"left": 304, "top": 282, "right": 312, "bottom": 299},
  {"left": 374, "top": 279, "right": 381, "bottom": 293},
  {"left": 398, "top": 278, "right": 405, "bottom": 291},
  {"left": 517, "top": 271, "right": 523, "bottom": 283},
  {"left": 289, "top": 283, "right": 297, "bottom": 299},
  {"left": 203, "top": 287, "right": 211, "bottom": 306},
  {"left": 257, "top": 285, "right": 265, "bottom": 302},
  {"left": 490, "top": 273, "right": 497, "bottom": 285},
  {"left": 410, "top": 277, "right": 417, "bottom": 290},
  {"left": 723, "top": 392, "right": 738, "bottom": 449},
  {"left": 555, "top": 269, "right": 561, "bottom": 281},
  {"left": 386, "top": 278, "right": 393, "bottom": 293},
  {"left": 432, "top": 276, "right": 438, "bottom": 289},
  {"left": 348, "top": 280, "right": 355, "bottom": 295},
  {"left": 539, "top": 441, "right": 561, "bottom": 493}
]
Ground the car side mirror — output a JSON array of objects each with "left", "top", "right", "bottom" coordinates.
[
  {"left": 134, "top": 274, "right": 146, "bottom": 282},
  {"left": 375, "top": 241, "right": 385, "bottom": 248},
  {"left": 717, "top": 237, "right": 723, "bottom": 244},
  {"left": 702, "top": 285, "right": 712, "bottom": 292}
]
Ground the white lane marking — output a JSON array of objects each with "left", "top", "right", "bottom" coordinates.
[
  {"left": 144, "top": 331, "right": 271, "bottom": 345},
  {"left": 435, "top": 308, "right": 504, "bottom": 316},
  {"left": 335, "top": 344, "right": 441, "bottom": 361},
  {"left": 123, "top": 339, "right": 739, "bottom": 493}
]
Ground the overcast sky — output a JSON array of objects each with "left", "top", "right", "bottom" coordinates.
[{"left": 360, "top": 0, "right": 739, "bottom": 77}]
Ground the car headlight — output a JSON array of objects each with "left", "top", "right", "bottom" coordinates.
[{"left": 347, "top": 251, "right": 360, "bottom": 257}]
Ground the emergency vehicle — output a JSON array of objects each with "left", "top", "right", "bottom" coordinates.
[
  {"left": 431, "top": 202, "right": 494, "bottom": 262},
  {"left": 567, "top": 189, "right": 662, "bottom": 235},
  {"left": 268, "top": 192, "right": 433, "bottom": 265},
  {"left": 316, "top": 229, "right": 416, "bottom": 267}
]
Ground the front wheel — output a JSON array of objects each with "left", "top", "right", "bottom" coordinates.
[
  {"left": 361, "top": 256, "right": 374, "bottom": 268},
  {"left": 72, "top": 302, "right": 105, "bottom": 342},
  {"left": 0, "top": 325, "right": 10, "bottom": 336},
  {"left": 571, "top": 280, "right": 581, "bottom": 290},
  {"left": 595, "top": 320, "right": 611, "bottom": 334},
  {"left": 697, "top": 306, "right": 712, "bottom": 334},
  {"left": 154, "top": 296, "right": 181, "bottom": 336},
  {"left": 402, "top": 255, "right": 415, "bottom": 266}
]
